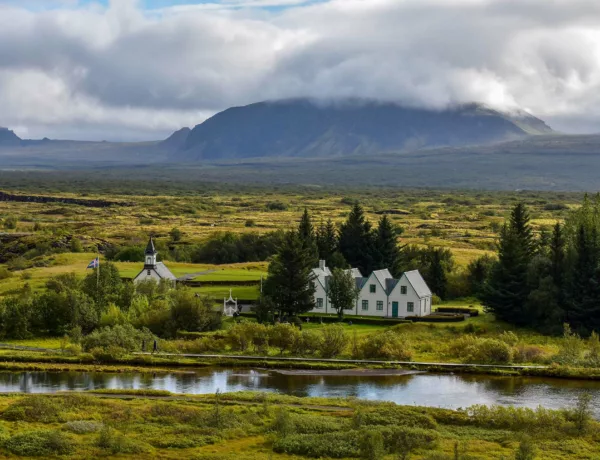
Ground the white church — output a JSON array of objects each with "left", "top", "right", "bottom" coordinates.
[
  {"left": 310, "top": 260, "right": 432, "bottom": 318},
  {"left": 133, "top": 238, "right": 177, "bottom": 284}
]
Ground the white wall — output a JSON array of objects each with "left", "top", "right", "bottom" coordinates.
[
  {"left": 388, "top": 273, "right": 429, "bottom": 317},
  {"left": 353, "top": 274, "right": 388, "bottom": 317}
]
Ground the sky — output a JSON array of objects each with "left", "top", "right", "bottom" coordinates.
[{"left": 1, "top": 0, "right": 600, "bottom": 141}]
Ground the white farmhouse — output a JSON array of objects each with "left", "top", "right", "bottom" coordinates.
[
  {"left": 310, "top": 261, "right": 432, "bottom": 318},
  {"left": 133, "top": 238, "right": 177, "bottom": 284}
]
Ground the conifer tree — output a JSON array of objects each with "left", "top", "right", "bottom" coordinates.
[
  {"left": 482, "top": 203, "right": 535, "bottom": 325},
  {"left": 339, "top": 202, "right": 376, "bottom": 275},
  {"left": 263, "top": 230, "right": 316, "bottom": 317},
  {"left": 550, "top": 223, "right": 566, "bottom": 290},
  {"left": 374, "top": 215, "right": 402, "bottom": 278},
  {"left": 316, "top": 219, "right": 347, "bottom": 268},
  {"left": 428, "top": 248, "right": 448, "bottom": 300},
  {"left": 510, "top": 203, "right": 535, "bottom": 257},
  {"left": 297, "top": 208, "right": 319, "bottom": 266},
  {"left": 567, "top": 225, "right": 600, "bottom": 333}
]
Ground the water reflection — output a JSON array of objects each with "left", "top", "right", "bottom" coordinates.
[{"left": 0, "top": 369, "right": 598, "bottom": 417}]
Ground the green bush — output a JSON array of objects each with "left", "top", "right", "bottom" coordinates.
[
  {"left": 359, "top": 430, "right": 385, "bottom": 460},
  {"left": 82, "top": 324, "right": 155, "bottom": 353},
  {"left": 3, "top": 396, "right": 60, "bottom": 422},
  {"left": 63, "top": 421, "right": 103, "bottom": 434},
  {"left": 353, "top": 406, "right": 437, "bottom": 430},
  {"left": 358, "top": 330, "right": 413, "bottom": 361},
  {"left": 273, "top": 431, "right": 360, "bottom": 458},
  {"left": 320, "top": 324, "right": 349, "bottom": 358},
  {"left": 0, "top": 267, "right": 12, "bottom": 280},
  {"left": 385, "top": 426, "right": 439, "bottom": 459},
  {"left": 407, "top": 315, "right": 465, "bottom": 323},
  {"left": 96, "top": 426, "right": 147, "bottom": 454},
  {"left": 446, "top": 335, "right": 512, "bottom": 364},
  {"left": 436, "top": 307, "right": 478, "bottom": 316},
  {"left": 4, "top": 430, "right": 74, "bottom": 456}
]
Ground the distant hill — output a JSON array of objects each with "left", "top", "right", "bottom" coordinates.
[
  {"left": 173, "top": 99, "right": 554, "bottom": 161},
  {"left": 0, "top": 127, "right": 21, "bottom": 146}
]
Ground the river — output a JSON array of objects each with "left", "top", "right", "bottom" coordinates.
[{"left": 2, "top": 369, "right": 600, "bottom": 417}]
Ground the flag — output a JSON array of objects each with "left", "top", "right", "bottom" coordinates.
[{"left": 87, "top": 257, "right": 99, "bottom": 269}]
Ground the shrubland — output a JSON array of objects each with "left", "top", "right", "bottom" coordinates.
[{"left": 0, "top": 391, "right": 593, "bottom": 458}]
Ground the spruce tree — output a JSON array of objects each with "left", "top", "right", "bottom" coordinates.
[
  {"left": 481, "top": 224, "right": 531, "bottom": 324},
  {"left": 567, "top": 225, "right": 600, "bottom": 333},
  {"left": 298, "top": 208, "right": 319, "bottom": 266},
  {"left": 482, "top": 203, "right": 536, "bottom": 325},
  {"left": 428, "top": 248, "right": 448, "bottom": 300},
  {"left": 510, "top": 203, "right": 535, "bottom": 257},
  {"left": 317, "top": 219, "right": 347, "bottom": 268},
  {"left": 339, "top": 202, "right": 376, "bottom": 275},
  {"left": 374, "top": 215, "right": 402, "bottom": 278},
  {"left": 263, "top": 230, "right": 316, "bottom": 317}
]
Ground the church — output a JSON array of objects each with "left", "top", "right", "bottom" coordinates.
[{"left": 133, "top": 237, "right": 177, "bottom": 284}]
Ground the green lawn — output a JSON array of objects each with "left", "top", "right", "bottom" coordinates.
[
  {"left": 192, "top": 269, "right": 267, "bottom": 282},
  {"left": 192, "top": 285, "right": 261, "bottom": 300}
]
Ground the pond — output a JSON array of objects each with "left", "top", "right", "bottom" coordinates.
[{"left": 2, "top": 369, "right": 599, "bottom": 417}]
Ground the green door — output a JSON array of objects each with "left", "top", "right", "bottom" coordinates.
[{"left": 392, "top": 302, "right": 399, "bottom": 318}]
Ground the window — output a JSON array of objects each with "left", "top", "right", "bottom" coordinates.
[
  {"left": 369, "top": 284, "right": 376, "bottom": 293},
  {"left": 316, "top": 298, "right": 324, "bottom": 309},
  {"left": 400, "top": 286, "right": 407, "bottom": 295},
  {"left": 147, "top": 270, "right": 151, "bottom": 276},
  {"left": 407, "top": 302, "right": 414, "bottom": 313},
  {"left": 362, "top": 300, "right": 369, "bottom": 311},
  {"left": 376, "top": 301, "right": 384, "bottom": 311}
]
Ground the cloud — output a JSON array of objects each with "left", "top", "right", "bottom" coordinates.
[{"left": 1, "top": 0, "right": 600, "bottom": 140}]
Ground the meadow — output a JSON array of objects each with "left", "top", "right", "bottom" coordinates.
[{"left": 0, "top": 391, "right": 594, "bottom": 459}]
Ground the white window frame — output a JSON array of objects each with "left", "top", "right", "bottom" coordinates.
[
  {"left": 407, "top": 302, "right": 414, "bottom": 313},
  {"left": 362, "top": 300, "right": 369, "bottom": 311},
  {"left": 376, "top": 301, "right": 384, "bottom": 311}
]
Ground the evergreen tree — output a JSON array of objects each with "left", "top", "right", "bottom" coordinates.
[
  {"left": 428, "top": 248, "right": 448, "bottom": 300},
  {"left": 481, "top": 224, "right": 531, "bottom": 324},
  {"left": 567, "top": 225, "right": 600, "bottom": 333},
  {"left": 550, "top": 222, "right": 566, "bottom": 289},
  {"left": 466, "top": 255, "right": 495, "bottom": 297},
  {"left": 317, "top": 219, "right": 347, "bottom": 269},
  {"left": 263, "top": 231, "right": 316, "bottom": 317},
  {"left": 298, "top": 208, "right": 319, "bottom": 266},
  {"left": 510, "top": 203, "right": 535, "bottom": 258},
  {"left": 374, "top": 215, "right": 402, "bottom": 278},
  {"left": 481, "top": 204, "right": 536, "bottom": 325},
  {"left": 339, "top": 202, "right": 376, "bottom": 275}
]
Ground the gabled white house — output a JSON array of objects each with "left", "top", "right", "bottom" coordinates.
[
  {"left": 386, "top": 270, "right": 433, "bottom": 317},
  {"left": 133, "top": 238, "right": 177, "bottom": 284},
  {"left": 309, "top": 261, "right": 432, "bottom": 318}
]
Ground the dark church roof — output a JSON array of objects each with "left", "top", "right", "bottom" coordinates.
[{"left": 145, "top": 237, "right": 157, "bottom": 255}]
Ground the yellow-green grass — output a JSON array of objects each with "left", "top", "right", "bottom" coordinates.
[
  {"left": 192, "top": 268, "right": 267, "bottom": 282},
  {"left": 0, "top": 392, "right": 593, "bottom": 459},
  {"left": 192, "top": 285, "right": 260, "bottom": 300},
  {"left": 0, "top": 338, "right": 63, "bottom": 349}
]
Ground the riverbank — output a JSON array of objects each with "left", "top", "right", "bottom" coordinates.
[
  {"left": 0, "top": 390, "right": 594, "bottom": 459},
  {"left": 0, "top": 347, "right": 600, "bottom": 380}
]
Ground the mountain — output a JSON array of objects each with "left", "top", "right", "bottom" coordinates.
[
  {"left": 159, "top": 127, "right": 191, "bottom": 150},
  {"left": 0, "top": 127, "right": 21, "bottom": 146},
  {"left": 174, "top": 99, "right": 554, "bottom": 161}
]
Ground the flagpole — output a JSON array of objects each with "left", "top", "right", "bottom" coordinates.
[{"left": 96, "top": 250, "right": 100, "bottom": 290}]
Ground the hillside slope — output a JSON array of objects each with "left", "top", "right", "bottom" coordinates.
[
  {"left": 0, "top": 127, "right": 21, "bottom": 146},
  {"left": 175, "top": 99, "right": 553, "bottom": 161}
]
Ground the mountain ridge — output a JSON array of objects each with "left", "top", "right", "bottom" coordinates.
[{"left": 174, "top": 99, "right": 553, "bottom": 161}]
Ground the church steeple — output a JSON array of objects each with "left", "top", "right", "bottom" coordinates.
[{"left": 144, "top": 237, "right": 157, "bottom": 268}]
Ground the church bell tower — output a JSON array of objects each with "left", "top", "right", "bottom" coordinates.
[{"left": 144, "top": 237, "right": 158, "bottom": 268}]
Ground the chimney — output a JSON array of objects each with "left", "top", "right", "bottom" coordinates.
[{"left": 319, "top": 260, "right": 326, "bottom": 270}]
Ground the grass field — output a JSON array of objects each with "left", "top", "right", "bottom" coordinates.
[{"left": 0, "top": 391, "right": 593, "bottom": 459}]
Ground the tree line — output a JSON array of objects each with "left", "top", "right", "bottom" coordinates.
[
  {"left": 262, "top": 203, "right": 453, "bottom": 319},
  {"left": 482, "top": 196, "right": 600, "bottom": 335}
]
